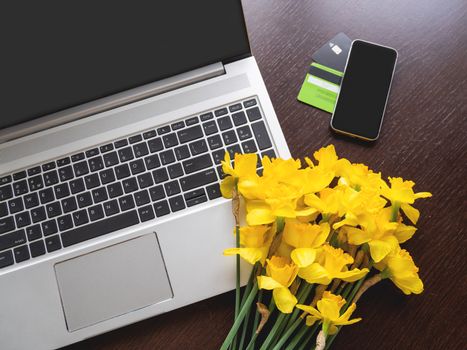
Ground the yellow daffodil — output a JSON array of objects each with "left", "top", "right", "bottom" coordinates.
[
  {"left": 375, "top": 246, "right": 424, "bottom": 295},
  {"left": 304, "top": 187, "right": 344, "bottom": 217},
  {"left": 257, "top": 256, "right": 298, "bottom": 313},
  {"left": 223, "top": 225, "right": 273, "bottom": 265},
  {"left": 296, "top": 291, "right": 361, "bottom": 335},
  {"left": 220, "top": 152, "right": 258, "bottom": 198},
  {"left": 381, "top": 177, "right": 432, "bottom": 224},
  {"left": 291, "top": 244, "right": 369, "bottom": 285},
  {"left": 313, "top": 144, "right": 340, "bottom": 172}
]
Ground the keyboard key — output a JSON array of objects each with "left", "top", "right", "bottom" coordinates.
[
  {"left": 168, "top": 163, "right": 183, "bottom": 179},
  {"left": 130, "top": 159, "right": 146, "bottom": 175},
  {"left": 15, "top": 211, "right": 31, "bottom": 228},
  {"left": 24, "top": 192, "right": 40, "bottom": 209},
  {"left": 72, "top": 209, "right": 89, "bottom": 226},
  {"left": 122, "top": 178, "right": 138, "bottom": 193},
  {"left": 27, "top": 166, "right": 41, "bottom": 176},
  {"left": 137, "top": 173, "right": 154, "bottom": 189},
  {"left": 252, "top": 121, "right": 272, "bottom": 150},
  {"left": 118, "top": 147, "right": 134, "bottom": 162},
  {"left": 73, "top": 161, "right": 89, "bottom": 177},
  {"left": 227, "top": 144, "right": 242, "bottom": 158},
  {"left": 71, "top": 153, "right": 85, "bottom": 162},
  {"left": 46, "top": 202, "right": 62, "bottom": 218},
  {"left": 77, "top": 192, "right": 92, "bottom": 208},
  {"left": 58, "top": 166, "right": 74, "bottom": 181},
  {"left": 28, "top": 176, "right": 43, "bottom": 192},
  {"left": 0, "top": 175, "right": 12, "bottom": 185},
  {"left": 212, "top": 149, "right": 226, "bottom": 164},
  {"left": 164, "top": 181, "right": 181, "bottom": 196},
  {"left": 42, "top": 219, "right": 58, "bottom": 236},
  {"left": 13, "top": 171, "right": 27, "bottom": 180},
  {"left": 138, "top": 205, "right": 155, "bottom": 222},
  {"left": 143, "top": 130, "right": 157, "bottom": 139},
  {"left": 100, "top": 143, "right": 114, "bottom": 153},
  {"left": 0, "top": 184, "right": 13, "bottom": 200},
  {"left": 0, "top": 250, "right": 14, "bottom": 268},
  {"left": 169, "top": 195, "right": 185, "bottom": 212},
  {"left": 0, "top": 229, "right": 27, "bottom": 250},
  {"left": 222, "top": 130, "right": 238, "bottom": 145},
  {"left": 31, "top": 207, "right": 46, "bottom": 223},
  {"left": 26, "top": 225, "right": 42, "bottom": 241},
  {"left": 229, "top": 103, "right": 242, "bottom": 113},
  {"left": 206, "top": 183, "right": 222, "bottom": 200},
  {"left": 45, "top": 235, "right": 61, "bottom": 252},
  {"left": 107, "top": 182, "right": 123, "bottom": 198},
  {"left": 186, "top": 194, "right": 207, "bottom": 207},
  {"left": 246, "top": 107, "right": 262, "bottom": 121},
  {"left": 133, "top": 142, "right": 149, "bottom": 157},
  {"left": 13, "top": 181, "right": 28, "bottom": 196},
  {"left": 61, "top": 197, "right": 78, "bottom": 213},
  {"left": 215, "top": 107, "right": 228, "bottom": 117},
  {"left": 203, "top": 120, "right": 218, "bottom": 136},
  {"left": 119, "top": 195, "right": 135, "bottom": 211},
  {"left": 103, "top": 151, "right": 119, "bottom": 167},
  {"left": 232, "top": 111, "right": 247, "bottom": 126},
  {"left": 61, "top": 210, "right": 139, "bottom": 247},
  {"left": 207, "top": 135, "right": 223, "bottom": 150},
  {"left": 0, "top": 202, "right": 8, "bottom": 217},
  {"left": 0, "top": 216, "right": 15, "bottom": 234},
  {"left": 160, "top": 150, "right": 176, "bottom": 165},
  {"left": 262, "top": 149, "right": 277, "bottom": 160},
  {"left": 218, "top": 116, "right": 233, "bottom": 131},
  {"left": 88, "top": 156, "right": 104, "bottom": 172},
  {"left": 85, "top": 148, "right": 100, "bottom": 157},
  {"left": 29, "top": 240, "right": 46, "bottom": 257},
  {"left": 57, "top": 157, "right": 71, "bottom": 166},
  {"left": 54, "top": 183, "right": 70, "bottom": 200},
  {"left": 148, "top": 137, "right": 164, "bottom": 153},
  {"left": 177, "top": 125, "right": 203, "bottom": 143},
  {"left": 174, "top": 145, "right": 190, "bottom": 161},
  {"left": 103, "top": 199, "right": 120, "bottom": 216},
  {"left": 157, "top": 126, "right": 171, "bottom": 135},
  {"left": 43, "top": 162, "right": 56, "bottom": 171},
  {"left": 149, "top": 185, "right": 165, "bottom": 201},
  {"left": 57, "top": 214, "right": 73, "bottom": 231},
  {"left": 88, "top": 204, "right": 104, "bottom": 221},
  {"left": 185, "top": 117, "right": 199, "bottom": 126},
  {"left": 114, "top": 139, "right": 128, "bottom": 148},
  {"left": 144, "top": 154, "right": 161, "bottom": 170},
  {"left": 134, "top": 190, "right": 150, "bottom": 206},
  {"left": 217, "top": 166, "right": 226, "bottom": 179},
  {"left": 8, "top": 198, "right": 24, "bottom": 214},
  {"left": 242, "top": 139, "right": 258, "bottom": 153},
  {"left": 200, "top": 112, "right": 214, "bottom": 121},
  {"left": 39, "top": 188, "right": 55, "bottom": 204},
  {"left": 182, "top": 154, "right": 212, "bottom": 174},
  {"left": 154, "top": 200, "right": 170, "bottom": 217},
  {"left": 99, "top": 168, "right": 116, "bottom": 185},
  {"left": 179, "top": 169, "right": 217, "bottom": 192},
  {"left": 91, "top": 187, "right": 108, "bottom": 203},
  {"left": 70, "top": 178, "right": 85, "bottom": 194},
  {"left": 129, "top": 134, "right": 143, "bottom": 144},
  {"left": 171, "top": 121, "right": 185, "bottom": 130},
  {"left": 14, "top": 245, "right": 30, "bottom": 263},
  {"left": 189, "top": 139, "right": 208, "bottom": 155},
  {"left": 243, "top": 98, "right": 257, "bottom": 108},
  {"left": 115, "top": 164, "right": 131, "bottom": 179}
]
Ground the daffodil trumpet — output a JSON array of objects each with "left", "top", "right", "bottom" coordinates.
[{"left": 220, "top": 146, "right": 430, "bottom": 350}]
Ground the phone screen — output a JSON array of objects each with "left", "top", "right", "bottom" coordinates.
[{"left": 331, "top": 40, "right": 397, "bottom": 140}]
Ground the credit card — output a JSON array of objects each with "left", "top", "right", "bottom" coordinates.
[
  {"left": 297, "top": 62, "right": 343, "bottom": 113},
  {"left": 311, "top": 32, "right": 352, "bottom": 72}
]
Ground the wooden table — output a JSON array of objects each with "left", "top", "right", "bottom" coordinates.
[{"left": 66, "top": 0, "right": 467, "bottom": 349}]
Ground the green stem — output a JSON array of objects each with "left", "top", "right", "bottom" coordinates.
[
  {"left": 271, "top": 317, "right": 303, "bottom": 350},
  {"left": 238, "top": 303, "right": 251, "bottom": 350},
  {"left": 284, "top": 282, "right": 314, "bottom": 330},
  {"left": 285, "top": 322, "right": 308, "bottom": 350},
  {"left": 324, "top": 327, "right": 340, "bottom": 350},
  {"left": 390, "top": 201, "right": 400, "bottom": 222},
  {"left": 259, "top": 312, "right": 287, "bottom": 350},
  {"left": 220, "top": 285, "right": 259, "bottom": 350},
  {"left": 233, "top": 223, "right": 241, "bottom": 350},
  {"left": 297, "top": 322, "right": 320, "bottom": 350},
  {"left": 245, "top": 298, "right": 276, "bottom": 350},
  {"left": 238, "top": 266, "right": 258, "bottom": 350}
]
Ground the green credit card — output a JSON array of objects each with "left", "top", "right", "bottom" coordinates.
[{"left": 297, "top": 62, "right": 344, "bottom": 113}]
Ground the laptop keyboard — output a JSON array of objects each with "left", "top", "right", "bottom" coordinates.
[{"left": 0, "top": 97, "right": 277, "bottom": 269}]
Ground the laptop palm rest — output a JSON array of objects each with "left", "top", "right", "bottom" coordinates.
[{"left": 54, "top": 233, "right": 173, "bottom": 332}]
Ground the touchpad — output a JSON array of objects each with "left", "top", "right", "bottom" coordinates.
[{"left": 55, "top": 233, "right": 173, "bottom": 332}]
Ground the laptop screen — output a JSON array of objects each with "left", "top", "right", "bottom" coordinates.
[{"left": 0, "top": 0, "right": 250, "bottom": 130}]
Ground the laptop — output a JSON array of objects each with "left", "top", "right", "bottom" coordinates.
[{"left": 0, "top": 1, "right": 290, "bottom": 348}]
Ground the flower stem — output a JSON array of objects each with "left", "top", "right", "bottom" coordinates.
[
  {"left": 244, "top": 299, "right": 275, "bottom": 350},
  {"left": 297, "top": 323, "right": 320, "bottom": 350},
  {"left": 220, "top": 285, "right": 259, "bottom": 350},
  {"left": 259, "top": 312, "right": 287, "bottom": 350},
  {"left": 233, "top": 222, "right": 241, "bottom": 349},
  {"left": 271, "top": 317, "right": 303, "bottom": 350},
  {"left": 285, "top": 321, "right": 308, "bottom": 350}
]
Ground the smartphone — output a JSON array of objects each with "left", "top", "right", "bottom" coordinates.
[{"left": 330, "top": 39, "right": 398, "bottom": 141}]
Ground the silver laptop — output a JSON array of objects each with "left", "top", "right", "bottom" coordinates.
[{"left": 0, "top": 1, "right": 290, "bottom": 349}]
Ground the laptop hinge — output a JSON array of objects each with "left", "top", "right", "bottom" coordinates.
[{"left": 0, "top": 62, "right": 225, "bottom": 144}]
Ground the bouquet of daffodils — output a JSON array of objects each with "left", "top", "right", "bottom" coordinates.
[{"left": 220, "top": 145, "right": 431, "bottom": 350}]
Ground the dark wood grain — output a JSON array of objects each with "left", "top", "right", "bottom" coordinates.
[{"left": 65, "top": 0, "right": 467, "bottom": 349}]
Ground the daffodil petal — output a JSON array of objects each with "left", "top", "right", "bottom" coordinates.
[
  {"left": 290, "top": 248, "right": 317, "bottom": 268},
  {"left": 414, "top": 192, "right": 432, "bottom": 199},
  {"left": 335, "top": 268, "right": 369, "bottom": 282},
  {"left": 223, "top": 248, "right": 262, "bottom": 265},
  {"left": 345, "top": 227, "right": 371, "bottom": 245},
  {"left": 334, "top": 303, "right": 361, "bottom": 326},
  {"left": 394, "top": 224, "right": 417, "bottom": 243},
  {"left": 257, "top": 276, "right": 283, "bottom": 290},
  {"left": 246, "top": 208, "right": 276, "bottom": 225},
  {"left": 273, "top": 287, "right": 297, "bottom": 314},
  {"left": 220, "top": 176, "right": 236, "bottom": 199},
  {"left": 305, "top": 315, "right": 320, "bottom": 327},
  {"left": 316, "top": 299, "right": 340, "bottom": 320},
  {"left": 296, "top": 304, "right": 323, "bottom": 319},
  {"left": 298, "top": 263, "right": 332, "bottom": 285},
  {"left": 400, "top": 203, "right": 420, "bottom": 224},
  {"left": 368, "top": 239, "right": 394, "bottom": 263}
]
